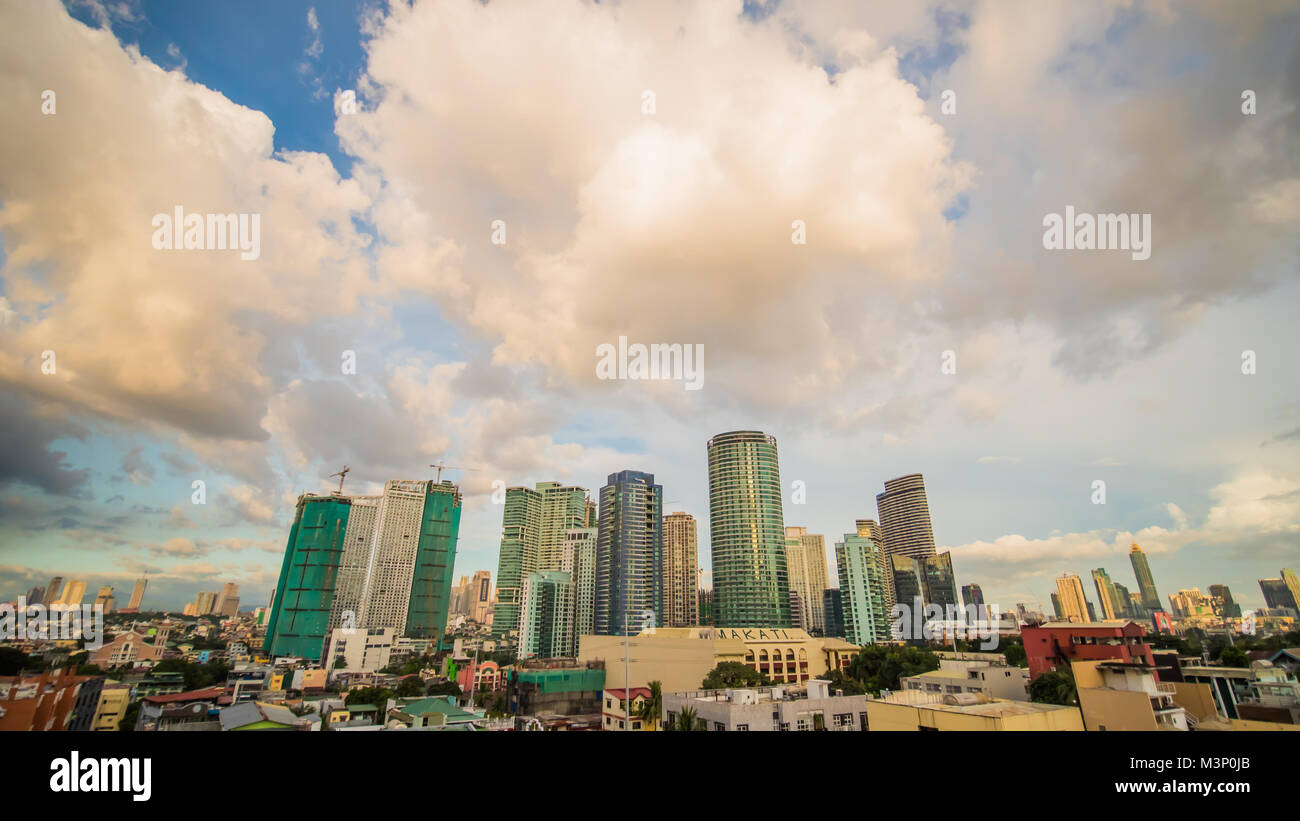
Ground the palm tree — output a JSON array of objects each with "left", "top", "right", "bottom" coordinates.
[
  {"left": 673, "top": 705, "right": 706, "bottom": 732},
  {"left": 637, "top": 680, "right": 663, "bottom": 729}
]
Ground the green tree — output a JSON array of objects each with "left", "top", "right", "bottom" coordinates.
[
  {"left": 426, "top": 680, "right": 462, "bottom": 697},
  {"left": 702, "top": 662, "right": 769, "bottom": 689},
  {"left": 1028, "top": 668, "right": 1078, "bottom": 706},
  {"left": 118, "top": 700, "right": 141, "bottom": 732},
  {"left": 670, "top": 705, "right": 706, "bottom": 731},
  {"left": 394, "top": 676, "right": 426, "bottom": 698},
  {"left": 637, "top": 680, "right": 663, "bottom": 728},
  {"left": 843, "top": 645, "right": 940, "bottom": 694},
  {"left": 345, "top": 686, "right": 392, "bottom": 707},
  {"left": 1003, "top": 642, "right": 1028, "bottom": 668},
  {"left": 1219, "top": 646, "right": 1250, "bottom": 668}
]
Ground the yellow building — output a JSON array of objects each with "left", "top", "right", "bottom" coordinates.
[
  {"left": 90, "top": 682, "right": 132, "bottom": 731},
  {"left": 601, "top": 687, "right": 659, "bottom": 731},
  {"left": 579, "top": 626, "right": 860, "bottom": 692},
  {"left": 865, "top": 690, "right": 1084, "bottom": 731}
]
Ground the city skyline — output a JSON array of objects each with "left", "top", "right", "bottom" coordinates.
[{"left": 2, "top": 2, "right": 1298, "bottom": 622}]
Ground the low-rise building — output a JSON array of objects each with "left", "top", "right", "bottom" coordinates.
[
  {"left": 864, "top": 689, "right": 1084, "bottom": 731},
  {"left": 579, "top": 626, "right": 860, "bottom": 693},
  {"left": 1021, "top": 620, "right": 1155, "bottom": 679},
  {"left": 219, "top": 701, "right": 314, "bottom": 731},
  {"left": 1074, "top": 659, "right": 1200, "bottom": 731},
  {"left": 135, "top": 687, "right": 225, "bottom": 731},
  {"left": 602, "top": 686, "right": 658, "bottom": 731},
  {"left": 505, "top": 659, "right": 605, "bottom": 717},
  {"left": 325, "top": 627, "right": 395, "bottom": 674},
  {"left": 900, "top": 652, "right": 1030, "bottom": 701},
  {"left": 663, "top": 680, "right": 868, "bottom": 732}
]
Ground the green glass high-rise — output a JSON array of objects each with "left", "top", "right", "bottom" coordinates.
[
  {"left": 491, "top": 481, "right": 592, "bottom": 640},
  {"left": 264, "top": 494, "right": 353, "bottom": 660},
  {"left": 834, "top": 532, "right": 890, "bottom": 645},
  {"left": 1129, "top": 543, "right": 1162, "bottom": 611},
  {"left": 706, "top": 430, "right": 790, "bottom": 627}
]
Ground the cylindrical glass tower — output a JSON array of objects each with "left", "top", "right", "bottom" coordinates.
[{"left": 706, "top": 430, "right": 790, "bottom": 627}]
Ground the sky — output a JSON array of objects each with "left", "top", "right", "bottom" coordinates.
[{"left": 0, "top": 0, "right": 1297, "bottom": 615}]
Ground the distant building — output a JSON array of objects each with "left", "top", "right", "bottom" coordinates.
[
  {"left": 1260, "top": 578, "right": 1298, "bottom": 613},
  {"left": 518, "top": 571, "right": 575, "bottom": 659},
  {"left": 325, "top": 627, "right": 395, "bottom": 673},
  {"left": 595, "top": 471, "right": 663, "bottom": 635},
  {"left": 1129, "top": 543, "right": 1162, "bottom": 611},
  {"left": 127, "top": 577, "right": 148, "bottom": 611},
  {"left": 1054, "top": 573, "right": 1091, "bottom": 623},
  {"left": 664, "top": 513, "right": 699, "bottom": 627},
  {"left": 834, "top": 532, "right": 890, "bottom": 646},
  {"left": 784, "top": 526, "right": 830, "bottom": 634},
  {"left": 961, "top": 584, "right": 984, "bottom": 609}
]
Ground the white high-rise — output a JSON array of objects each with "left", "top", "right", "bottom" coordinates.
[
  {"left": 663, "top": 512, "right": 699, "bottom": 627},
  {"left": 359, "top": 480, "right": 433, "bottom": 631},
  {"left": 784, "top": 526, "right": 829, "bottom": 633},
  {"left": 561, "top": 528, "right": 597, "bottom": 644},
  {"left": 329, "top": 494, "right": 381, "bottom": 633}
]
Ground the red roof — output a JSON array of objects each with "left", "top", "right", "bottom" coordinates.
[
  {"left": 142, "top": 687, "right": 225, "bottom": 704},
  {"left": 605, "top": 687, "right": 653, "bottom": 699}
]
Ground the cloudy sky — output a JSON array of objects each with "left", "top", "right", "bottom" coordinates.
[{"left": 1, "top": 0, "right": 1296, "bottom": 615}]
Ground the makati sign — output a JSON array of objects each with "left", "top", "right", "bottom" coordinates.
[{"left": 700, "top": 628, "right": 803, "bottom": 641}]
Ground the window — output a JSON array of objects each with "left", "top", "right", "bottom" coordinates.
[
  {"left": 736, "top": 724, "right": 749, "bottom": 731},
  {"left": 714, "top": 722, "right": 725, "bottom": 731}
]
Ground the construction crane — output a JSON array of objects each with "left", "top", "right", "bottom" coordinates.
[
  {"left": 329, "top": 465, "right": 350, "bottom": 495},
  {"left": 428, "top": 461, "right": 478, "bottom": 483}
]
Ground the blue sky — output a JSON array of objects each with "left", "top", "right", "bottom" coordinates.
[{"left": 1, "top": 0, "right": 1297, "bottom": 615}]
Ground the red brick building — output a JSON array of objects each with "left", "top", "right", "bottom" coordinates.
[{"left": 1021, "top": 620, "right": 1155, "bottom": 679}]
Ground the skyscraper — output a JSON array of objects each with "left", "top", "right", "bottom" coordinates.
[
  {"left": 921, "top": 552, "right": 959, "bottom": 610},
  {"left": 1129, "top": 543, "right": 1162, "bottom": 611},
  {"left": 491, "top": 482, "right": 591, "bottom": 639},
  {"left": 834, "top": 532, "right": 890, "bottom": 645},
  {"left": 25, "top": 586, "right": 45, "bottom": 606},
  {"left": 93, "top": 585, "right": 115, "bottom": 613},
  {"left": 561, "top": 529, "right": 596, "bottom": 642},
  {"left": 784, "top": 526, "right": 830, "bottom": 634},
  {"left": 875, "top": 474, "right": 937, "bottom": 562},
  {"left": 468, "top": 569, "right": 493, "bottom": 624},
  {"left": 822, "top": 588, "right": 845, "bottom": 639},
  {"left": 127, "top": 577, "right": 147, "bottom": 611},
  {"left": 330, "top": 494, "right": 381, "bottom": 634},
  {"left": 265, "top": 479, "right": 462, "bottom": 660},
  {"left": 45, "top": 576, "right": 63, "bottom": 605},
  {"left": 1055, "top": 573, "right": 1091, "bottom": 623},
  {"left": 1282, "top": 568, "right": 1300, "bottom": 615},
  {"left": 663, "top": 512, "right": 699, "bottom": 627},
  {"left": 214, "top": 582, "right": 239, "bottom": 617},
  {"left": 1208, "top": 584, "right": 1241, "bottom": 618},
  {"left": 56, "top": 579, "right": 86, "bottom": 608},
  {"left": 595, "top": 470, "right": 663, "bottom": 635},
  {"left": 518, "top": 570, "right": 575, "bottom": 659},
  {"left": 707, "top": 430, "right": 790, "bottom": 627},
  {"left": 265, "top": 494, "right": 352, "bottom": 660},
  {"left": 856, "top": 518, "right": 893, "bottom": 609},
  {"left": 961, "top": 583, "right": 984, "bottom": 609},
  {"left": 1260, "top": 578, "right": 1298, "bottom": 612},
  {"left": 1091, "top": 568, "right": 1123, "bottom": 620}
]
